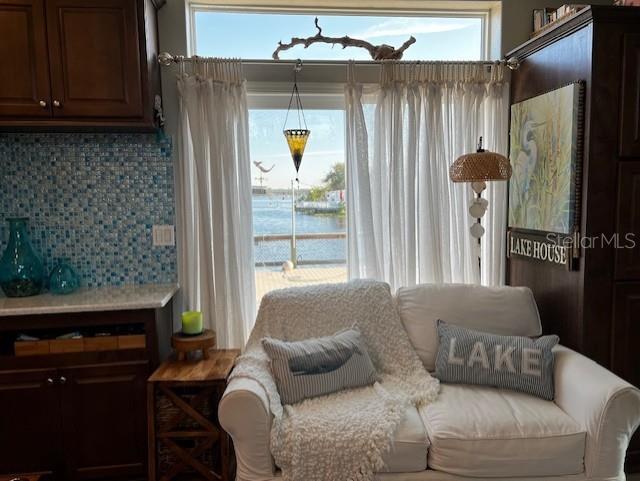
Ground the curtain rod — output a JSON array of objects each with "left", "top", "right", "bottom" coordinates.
[{"left": 157, "top": 52, "right": 521, "bottom": 70}]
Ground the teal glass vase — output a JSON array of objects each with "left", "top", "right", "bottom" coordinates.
[
  {"left": 0, "top": 217, "right": 45, "bottom": 297},
  {"left": 49, "top": 259, "right": 80, "bottom": 295}
]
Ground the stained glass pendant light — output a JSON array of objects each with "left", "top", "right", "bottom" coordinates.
[{"left": 283, "top": 60, "right": 310, "bottom": 182}]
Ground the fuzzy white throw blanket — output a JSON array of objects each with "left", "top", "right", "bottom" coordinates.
[{"left": 230, "top": 280, "right": 439, "bottom": 481}]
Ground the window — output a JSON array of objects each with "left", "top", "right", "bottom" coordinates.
[
  {"left": 191, "top": 6, "right": 489, "bottom": 304},
  {"left": 193, "top": 10, "right": 486, "bottom": 61}
]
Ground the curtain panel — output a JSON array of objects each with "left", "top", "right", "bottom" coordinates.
[
  {"left": 175, "top": 59, "right": 256, "bottom": 348},
  {"left": 346, "top": 62, "right": 509, "bottom": 290}
]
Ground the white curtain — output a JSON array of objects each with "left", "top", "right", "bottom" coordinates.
[
  {"left": 346, "top": 62, "right": 509, "bottom": 290},
  {"left": 175, "top": 59, "right": 256, "bottom": 348}
]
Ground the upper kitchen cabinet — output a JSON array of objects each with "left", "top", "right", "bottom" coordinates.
[
  {"left": 46, "top": 0, "right": 144, "bottom": 119},
  {"left": 0, "top": 0, "right": 163, "bottom": 130},
  {"left": 0, "top": 0, "right": 52, "bottom": 118}
]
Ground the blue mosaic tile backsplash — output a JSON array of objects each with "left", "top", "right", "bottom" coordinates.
[{"left": 0, "top": 133, "right": 177, "bottom": 288}]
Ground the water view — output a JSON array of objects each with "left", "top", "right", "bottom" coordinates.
[{"left": 253, "top": 195, "right": 346, "bottom": 267}]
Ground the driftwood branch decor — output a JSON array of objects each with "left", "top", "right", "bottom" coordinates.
[{"left": 272, "top": 17, "right": 416, "bottom": 60}]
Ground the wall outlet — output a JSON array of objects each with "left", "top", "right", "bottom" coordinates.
[{"left": 153, "top": 225, "right": 175, "bottom": 246}]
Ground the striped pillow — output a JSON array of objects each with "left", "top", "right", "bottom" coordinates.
[
  {"left": 262, "top": 328, "right": 378, "bottom": 405},
  {"left": 435, "top": 320, "right": 559, "bottom": 400}
]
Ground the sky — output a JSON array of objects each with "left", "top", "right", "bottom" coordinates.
[
  {"left": 194, "top": 12, "right": 483, "bottom": 61},
  {"left": 195, "top": 12, "right": 483, "bottom": 190}
]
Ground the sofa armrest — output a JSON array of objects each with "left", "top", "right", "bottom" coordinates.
[
  {"left": 553, "top": 345, "right": 640, "bottom": 479},
  {"left": 219, "top": 377, "right": 275, "bottom": 481}
]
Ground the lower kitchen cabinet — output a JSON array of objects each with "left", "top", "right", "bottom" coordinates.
[
  {"left": 0, "top": 368, "right": 62, "bottom": 474},
  {"left": 61, "top": 361, "right": 149, "bottom": 480},
  {"left": 0, "top": 300, "right": 173, "bottom": 481},
  {"left": 0, "top": 362, "right": 148, "bottom": 480}
]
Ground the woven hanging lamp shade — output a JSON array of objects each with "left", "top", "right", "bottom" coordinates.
[{"left": 449, "top": 137, "right": 512, "bottom": 182}]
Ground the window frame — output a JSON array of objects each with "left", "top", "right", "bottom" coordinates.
[
  {"left": 188, "top": 3, "right": 494, "bottom": 108},
  {"left": 187, "top": 2, "right": 492, "bottom": 64}
]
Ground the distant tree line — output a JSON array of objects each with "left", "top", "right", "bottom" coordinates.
[{"left": 305, "top": 163, "right": 345, "bottom": 201}]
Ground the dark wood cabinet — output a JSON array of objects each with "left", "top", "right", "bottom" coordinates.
[
  {"left": 612, "top": 283, "right": 640, "bottom": 389},
  {"left": 506, "top": 6, "right": 640, "bottom": 471},
  {"left": 0, "top": 302, "right": 173, "bottom": 481},
  {"left": 0, "top": 0, "right": 162, "bottom": 130},
  {"left": 0, "top": 362, "right": 149, "bottom": 480},
  {"left": 0, "top": 368, "right": 62, "bottom": 475},
  {"left": 615, "top": 162, "right": 640, "bottom": 280},
  {"left": 61, "top": 361, "right": 149, "bottom": 480},
  {"left": 0, "top": 0, "right": 51, "bottom": 118},
  {"left": 621, "top": 33, "right": 640, "bottom": 158},
  {"left": 45, "top": 0, "right": 144, "bottom": 119}
]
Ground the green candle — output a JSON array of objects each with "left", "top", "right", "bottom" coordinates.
[{"left": 181, "top": 311, "right": 203, "bottom": 335}]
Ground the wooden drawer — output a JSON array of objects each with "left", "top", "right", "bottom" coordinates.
[
  {"left": 14, "top": 340, "right": 50, "bottom": 357},
  {"left": 117, "top": 334, "right": 146, "bottom": 350},
  {"left": 83, "top": 336, "right": 118, "bottom": 351},
  {"left": 49, "top": 338, "right": 84, "bottom": 354}
]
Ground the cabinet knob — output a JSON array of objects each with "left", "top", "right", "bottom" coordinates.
[
  {"left": 53, "top": 100, "right": 62, "bottom": 108},
  {"left": 46, "top": 377, "right": 55, "bottom": 386},
  {"left": 39, "top": 100, "right": 47, "bottom": 108},
  {"left": 59, "top": 376, "right": 67, "bottom": 385}
]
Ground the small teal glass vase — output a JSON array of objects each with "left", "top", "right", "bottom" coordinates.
[
  {"left": 49, "top": 259, "right": 80, "bottom": 295},
  {"left": 0, "top": 217, "right": 45, "bottom": 297}
]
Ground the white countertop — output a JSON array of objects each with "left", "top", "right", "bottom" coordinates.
[{"left": 0, "top": 283, "right": 179, "bottom": 317}]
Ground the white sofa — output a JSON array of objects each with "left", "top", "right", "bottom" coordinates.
[{"left": 219, "top": 283, "right": 640, "bottom": 481}]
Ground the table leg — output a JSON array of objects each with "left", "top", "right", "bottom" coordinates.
[{"left": 147, "top": 382, "right": 157, "bottom": 481}]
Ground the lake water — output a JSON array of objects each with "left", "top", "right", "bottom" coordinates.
[{"left": 252, "top": 195, "right": 346, "bottom": 266}]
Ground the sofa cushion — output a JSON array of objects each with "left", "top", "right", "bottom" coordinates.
[
  {"left": 262, "top": 328, "right": 378, "bottom": 404},
  {"left": 420, "top": 384, "right": 585, "bottom": 477},
  {"left": 380, "top": 406, "right": 429, "bottom": 473},
  {"left": 435, "top": 321, "right": 559, "bottom": 400},
  {"left": 396, "top": 283, "right": 542, "bottom": 371}
]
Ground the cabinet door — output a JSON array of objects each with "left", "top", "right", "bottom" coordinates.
[
  {"left": 60, "top": 361, "right": 148, "bottom": 480},
  {"left": 615, "top": 162, "right": 640, "bottom": 280},
  {"left": 0, "top": 0, "right": 51, "bottom": 117},
  {"left": 620, "top": 33, "right": 640, "bottom": 157},
  {"left": 0, "top": 369, "right": 61, "bottom": 476},
  {"left": 612, "top": 283, "right": 640, "bottom": 388},
  {"left": 45, "top": 0, "right": 144, "bottom": 119}
]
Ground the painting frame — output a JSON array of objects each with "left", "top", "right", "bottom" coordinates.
[{"left": 507, "top": 81, "right": 585, "bottom": 237}]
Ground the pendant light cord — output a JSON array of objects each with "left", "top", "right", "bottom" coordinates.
[{"left": 283, "top": 62, "right": 308, "bottom": 131}]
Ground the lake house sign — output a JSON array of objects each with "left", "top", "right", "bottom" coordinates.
[{"left": 507, "top": 230, "right": 579, "bottom": 270}]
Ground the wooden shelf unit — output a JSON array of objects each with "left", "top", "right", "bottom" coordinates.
[{"left": 147, "top": 350, "right": 240, "bottom": 481}]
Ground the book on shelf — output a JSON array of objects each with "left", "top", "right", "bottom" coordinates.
[{"left": 531, "top": 4, "right": 586, "bottom": 37}]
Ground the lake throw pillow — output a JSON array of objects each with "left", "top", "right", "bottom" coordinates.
[
  {"left": 435, "top": 320, "right": 559, "bottom": 400},
  {"left": 262, "top": 328, "right": 378, "bottom": 405}
]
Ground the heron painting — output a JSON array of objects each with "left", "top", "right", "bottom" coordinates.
[{"left": 508, "top": 82, "right": 583, "bottom": 234}]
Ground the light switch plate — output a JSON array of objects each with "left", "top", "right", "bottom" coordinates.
[{"left": 153, "top": 225, "right": 175, "bottom": 247}]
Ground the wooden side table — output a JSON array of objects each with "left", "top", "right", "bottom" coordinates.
[{"left": 147, "top": 349, "right": 240, "bottom": 481}]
